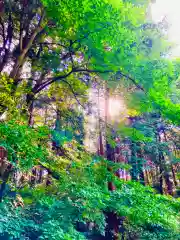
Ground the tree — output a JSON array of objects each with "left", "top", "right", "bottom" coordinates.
[
  {"left": 0, "top": 1, "right": 180, "bottom": 239},
  {"left": 0, "top": 0, "right": 146, "bottom": 116}
]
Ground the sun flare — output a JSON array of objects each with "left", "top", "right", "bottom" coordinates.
[{"left": 108, "top": 97, "right": 127, "bottom": 121}]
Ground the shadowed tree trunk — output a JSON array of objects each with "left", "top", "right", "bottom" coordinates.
[
  {"left": 28, "top": 101, "right": 34, "bottom": 127},
  {"left": 171, "top": 165, "right": 178, "bottom": 186},
  {"left": 136, "top": 142, "right": 145, "bottom": 185},
  {"left": 10, "top": 9, "right": 45, "bottom": 81},
  {"left": 0, "top": 147, "right": 13, "bottom": 201},
  {"left": 159, "top": 161, "right": 164, "bottom": 195},
  {"left": 130, "top": 142, "right": 138, "bottom": 181},
  {"left": 104, "top": 85, "right": 123, "bottom": 240},
  {"left": 164, "top": 171, "right": 174, "bottom": 195},
  {"left": 158, "top": 131, "right": 174, "bottom": 195},
  {"left": 163, "top": 130, "right": 176, "bottom": 195}
]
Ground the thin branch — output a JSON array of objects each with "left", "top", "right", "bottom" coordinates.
[
  {"left": 34, "top": 70, "right": 74, "bottom": 94},
  {"left": 117, "top": 71, "right": 145, "bottom": 92},
  {"left": 61, "top": 79, "right": 87, "bottom": 109},
  {"left": 37, "top": 42, "right": 67, "bottom": 48},
  {"left": 72, "top": 68, "right": 145, "bottom": 92},
  {"left": 33, "top": 66, "right": 145, "bottom": 97}
]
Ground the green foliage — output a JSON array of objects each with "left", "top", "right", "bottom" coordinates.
[
  {"left": 0, "top": 75, "right": 16, "bottom": 115},
  {"left": 0, "top": 0, "right": 180, "bottom": 239},
  {"left": 125, "top": 59, "right": 180, "bottom": 124},
  {"left": 149, "top": 81, "right": 180, "bottom": 125},
  {"left": 111, "top": 180, "right": 180, "bottom": 232},
  {"left": 1, "top": 160, "right": 180, "bottom": 239},
  {"left": 0, "top": 122, "right": 179, "bottom": 239},
  {"left": 0, "top": 120, "right": 50, "bottom": 170},
  {"left": 118, "top": 123, "right": 153, "bottom": 142}
]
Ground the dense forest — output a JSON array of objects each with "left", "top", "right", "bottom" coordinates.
[{"left": 0, "top": 0, "right": 179, "bottom": 239}]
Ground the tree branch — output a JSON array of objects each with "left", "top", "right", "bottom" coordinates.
[
  {"left": 37, "top": 42, "right": 67, "bottom": 48},
  {"left": 33, "top": 67, "right": 145, "bottom": 97},
  {"left": 34, "top": 70, "right": 74, "bottom": 94},
  {"left": 71, "top": 68, "right": 145, "bottom": 92},
  {"left": 61, "top": 79, "right": 87, "bottom": 109}
]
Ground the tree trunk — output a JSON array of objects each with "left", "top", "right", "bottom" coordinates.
[
  {"left": 162, "top": 130, "right": 175, "bottom": 195},
  {"left": 97, "top": 86, "right": 104, "bottom": 156},
  {"left": 144, "top": 170, "right": 150, "bottom": 185},
  {"left": 0, "top": 50, "right": 9, "bottom": 73},
  {"left": 104, "top": 85, "right": 121, "bottom": 240},
  {"left": 10, "top": 11, "right": 45, "bottom": 81},
  {"left": 159, "top": 153, "right": 164, "bottom": 195},
  {"left": 136, "top": 143, "right": 145, "bottom": 185},
  {"left": 164, "top": 171, "right": 174, "bottom": 195},
  {"left": 0, "top": 162, "right": 13, "bottom": 201},
  {"left": 28, "top": 101, "right": 34, "bottom": 127},
  {"left": 130, "top": 142, "right": 138, "bottom": 181},
  {"left": 105, "top": 212, "right": 120, "bottom": 240},
  {"left": 99, "top": 131, "right": 104, "bottom": 156},
  {"left": 44, "top": 106, "right": 48, "bottom": 125},
  {"left": 171, "top": 165, "right": 178, "bottom": 186},
  {"left": 139, "top": 169, "right": 145, "bottom": 185}
]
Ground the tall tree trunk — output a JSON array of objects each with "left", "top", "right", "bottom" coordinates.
[
  {"left": 171, "top": 165, "right": 178, "bottom": 186},
  {"left": 158, "top": 134, "right": 174, "bottom": 195},
  {"left": 10, "top": 10, "right": 45, "bottom": 81},
  {"left": 104, "top": 85, "right": 121, "bottom": 240},
  {"left": 44, "top": 106, "right": 48, "bottom": 125},
  {"left": 98, "top": 87, "right": 104, "bottom": 156},
  {"left": 28, "top": 101, "right": 34, "bottom": 127},
  {"left": 158, "top": 151, "right": 164, "bottom": 194},
  {"left": 164, "top": 171, "right": 174, "bottom": 195},
  {"left": 136, "top": 142, "right": 145, "bottom": 185},
  {"left": 130, "top": 142, "right": 138, "bottom": 181},
  {"left": 144, "top": 170, "right": 150, "bottom": 185},
  {"left": 164, "top": 131, "right": 176, "bottom": 195},
  {"left": 0, "top": 50, "right": 9, "bottom": 73},
  {"left": 99, "top": 131, "right": 104, "bottom": 156},
  {"left": 0, "top": 162, "right": 13, "bottom": 201},
  {"left": 162, "top": 130, "right": 175, "bottom": 195},
  {"left": 139, "top": 169, "right": 145, "bottom": 185},
  {"left": 0, "top": 13, "right": 13, "bottom": 73}
]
